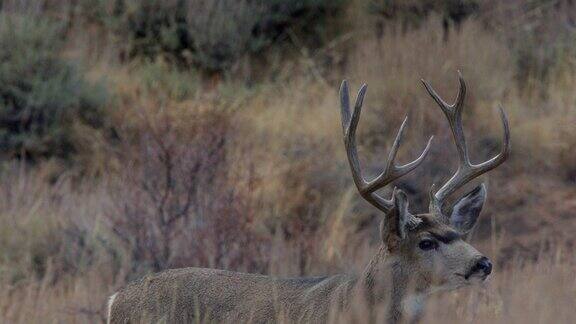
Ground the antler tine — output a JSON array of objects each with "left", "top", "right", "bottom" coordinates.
[
  {"left": 339, "top": 80, "right": 434, "bottom": 213},
  {"left": 365, "top": 117, "right": 434, "bottom": 194},
  {"left": 340, "top": 80, "right": 368, "bottom": 191},
  {"left": 422, "top": 73, "right": 511, "bottom": 216},
  {"left": 422, "top": 71, "right": 468, "bottom": 165}
]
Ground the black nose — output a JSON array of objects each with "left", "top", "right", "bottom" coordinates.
[{"left": 475, "top": 257, "right": 492, "bottom": 275}]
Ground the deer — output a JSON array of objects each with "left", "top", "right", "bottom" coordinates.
[{"left": 107, "top": 72, "right": 510, "bottom": 324}]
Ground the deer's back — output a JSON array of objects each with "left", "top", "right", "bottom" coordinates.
[{"left": 109, "top": 267, "right": 355, "bottom": 323}]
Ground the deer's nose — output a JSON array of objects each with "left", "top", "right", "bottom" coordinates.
[{"left": 474, "top": 257, "right": 492, "bottom": 275}]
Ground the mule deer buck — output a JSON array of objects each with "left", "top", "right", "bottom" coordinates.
[{"left": 108, "top": 72, "right": 510, "bottom": 324}]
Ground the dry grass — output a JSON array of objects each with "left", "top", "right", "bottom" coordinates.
[
  {"left": 0, "top": 233, "right": 574, "bottom": 323},
  {"left": 0, "top": 2, "right": 575, "bottom": 323}
]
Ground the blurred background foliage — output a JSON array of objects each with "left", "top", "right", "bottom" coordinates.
[
  {"left": 0, "top": 0, "right": 575, "bottom": 322},
  {"left": 80, "top": 0, "right": 344, "bottom": 72},
  {"left": 0, "top": 13, "right": 107, "bottom": 160}
]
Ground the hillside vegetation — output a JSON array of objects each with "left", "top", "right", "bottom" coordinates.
[{"left": 0, "top": 0, "right": 574, "bottom": 322}]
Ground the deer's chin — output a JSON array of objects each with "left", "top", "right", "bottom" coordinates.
[
  {"left": 453, "top": 272, "right": 489, "bottom": 286},
  {"left": 430, "top": 276, "right": 469, "bottom": 292}
]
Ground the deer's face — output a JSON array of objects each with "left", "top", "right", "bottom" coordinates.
[
  {"left": 405, "top": 214, "right": 491, "bottom": 290},
  {"left": 382, "top": 186, "right": 491, "bottom": 292}
]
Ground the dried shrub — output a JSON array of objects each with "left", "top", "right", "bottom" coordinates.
[{"left": 106, "top": 107, "right": 269, "bottom": 278}]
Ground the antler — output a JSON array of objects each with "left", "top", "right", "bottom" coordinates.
[
  {"left": 421, "top": 72, "right": 511, "bottom": 216},
  {"left": 339, "top": 80, "right": 434, "bottom": 213}
]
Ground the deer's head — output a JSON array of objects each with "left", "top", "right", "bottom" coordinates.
[{"left": 339, "top": 72, "right": 510, "bottom": 292}]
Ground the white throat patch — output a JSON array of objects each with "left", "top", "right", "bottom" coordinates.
[{"left": 402, "top": 293, "right": 427, "bottom": 318}]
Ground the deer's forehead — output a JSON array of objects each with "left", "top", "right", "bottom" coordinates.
[
  {"left": 411, "top": 214, "right": 442, "bottom": 230},
  {"left": 411, "top": 214, "right": 461, "bottom": 243}
]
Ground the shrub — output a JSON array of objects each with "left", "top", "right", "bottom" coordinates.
[
  {"left": 506, "top": 2, "right": 576, "bottom": 86},
  {"left": 112, "top": 0, "right": 189, "bottom": 62},
  {"left": 367, "top": 0, "right": 435, "bottom": 28},
  {"left": 135, "top": 60, "right": 200, "bottom": 102},
  {"left": 185, "top": 0, "right": 267, "bottom": 72},
  {"left": 96, "top": 0, "right": 343, "bottom": 73},
  {"left": 368, "top": 0, "right": 479, "bottom": 32},
  {"left": 0, "top": 14, "right": 108, "bottom": 160},
  {"left": 106, "top": 107, "right": 270, "bottom": 278}
]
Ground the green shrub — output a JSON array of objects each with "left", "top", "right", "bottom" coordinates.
[
  {"left": 135, "top": 60, "right": 200, "bottom": 101},
  {"left": 368, "top": 0, "right": 479, "bottom": 30},
  {"left": 0, "top": 14, "right": 108, "bottom": 160},
  {"left": 185, "top": 0, "right": 268, "bottom": 72},
  {"left": 112, "top": 0, "right": 188, "bottom": 62},
  {"left": 95, "top": 0, "right": 343, "bottom": 73}
]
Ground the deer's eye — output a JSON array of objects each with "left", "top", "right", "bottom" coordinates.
[{"left": 418, "top": 239, "right": 438, "bottom": 251}]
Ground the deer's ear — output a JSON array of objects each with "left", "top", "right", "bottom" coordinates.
[
  {"left": 450, "top": 184, "right": 487, "bottom": 233},
  {"left": 381, "top": 190, "right": 421, "bottom": 250}
]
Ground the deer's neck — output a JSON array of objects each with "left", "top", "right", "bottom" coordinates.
[
  {"left": 360, "top": 247, "right": 396, "bottom": 304},
  {"left": 359, "top": 247, "right": 429, "bottom": 323}
]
